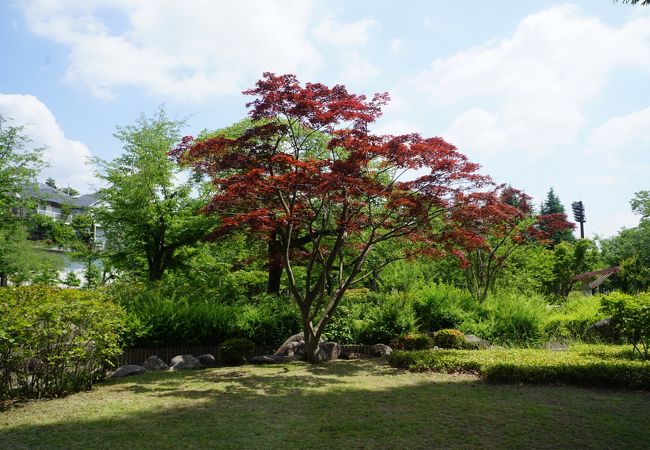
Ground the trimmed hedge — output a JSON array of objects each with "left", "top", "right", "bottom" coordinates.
[
  {"left": 0, "top": 286, "right": 126, "bottom": 400},
  {"left": 388, "top": 345, "right": 650, "bottom": 390}
]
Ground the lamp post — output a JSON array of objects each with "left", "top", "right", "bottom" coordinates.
[{"left": 572, "top": 201, "right": 586, "bottom": 239}]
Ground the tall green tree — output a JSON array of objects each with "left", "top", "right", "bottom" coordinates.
[
  {"left": 93, "top": 108, "right": 211, "bottom": 282},
  {"left": 0, "top": 116, "right": 44, "bottom": 286},
  {"left": 538, "top": 187, "right": 575, "bottom": 246}
]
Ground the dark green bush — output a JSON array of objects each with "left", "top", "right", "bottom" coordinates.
[
  {"left": 601, "top": 292, "right": 650, "bottom": 359},
  {"left": 413, "top": 283, "right": 475, "bottom": 332},
  {"left": 0, "top": 286, "right": 126, "bottom": 400},
  {"left": 388, "top": 345, "right": 650, "bottom": 390},
  {"left": 432, "top": 329, "right": 466, "bottom": 349},
  {"left": 392, "top": 333, "right": 435, "bottom": 350},
  {"left": 357, "top": 293, "right": 418, "bottom": 344},
  {"left": 544, "top": 294, "right": 604, "bottom": 342},
  {"left": 219, "top": 338, "right": 255, "bottom": 365}
]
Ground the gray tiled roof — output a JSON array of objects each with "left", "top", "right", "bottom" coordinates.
[{"left": 22, "top": 183, "right": 98, "bottom": 208}]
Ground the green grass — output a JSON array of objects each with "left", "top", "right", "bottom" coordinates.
[{"left": 2, "top": 360, "right": 650, "bottom": 449}]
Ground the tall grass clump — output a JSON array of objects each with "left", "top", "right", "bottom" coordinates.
[
  {"left": 412, "top": 283, "right": 477, "bottom": 332},
  {"left": 544, "top": 294, "right": 604, "bottom": 342}
]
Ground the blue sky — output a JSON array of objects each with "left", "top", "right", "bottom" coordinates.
[{"left": 1, "top": 0, "right": 649, "bottom": 238}]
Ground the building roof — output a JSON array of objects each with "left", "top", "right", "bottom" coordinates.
[{"left": 22, "top": 183, "right": 99, "bottom": 208}]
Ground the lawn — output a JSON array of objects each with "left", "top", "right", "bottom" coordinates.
[{"left": 2, "top": 360, "right": 650, "bottom": 449}]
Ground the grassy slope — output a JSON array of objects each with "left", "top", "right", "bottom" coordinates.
[{"left": 1, "top": 360, "right": 650, "bottom": 449}]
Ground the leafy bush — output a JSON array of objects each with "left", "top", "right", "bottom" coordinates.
[
  {"left": 544, "top": 294, "right": 604, "bottom": 342},
  {"left": 432, "top": 329, "right": 466, "bottom": 349},
  {"left": 0, "top": 287, "right": 126, "bottom": 400},
  {"left": 413, "top": 283, "right": 476, "bottom": 332},
  {"left": 601, "top": 292, "right": 650, "bottom": 359},
  {"left": 219, "top": 338, "right": 255, "bottom": 365},
  {"left": 392, "top": 333, "right": 435, "bottom": 350},
  {"left": 357, "top": 293, "right": 418, "bottom": 344},
  {"left": 388, "top": 345, "right": 650, "bottom": 390}
]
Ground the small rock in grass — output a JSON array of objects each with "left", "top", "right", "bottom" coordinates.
[
  {"left": 370, "top": 344, "right": 392, "bottom": 357},
  {"left": 110, "top": 365, "right": 147, "bottom": 378},
  {"left": 197, "top": 354, "right": 217, "bottom": 367},
  {"left": 143, "top": 356, "right": 169, "bottom": 371},
  {"left": 170, "top": 354, "right": 202, "bottom": 370}
]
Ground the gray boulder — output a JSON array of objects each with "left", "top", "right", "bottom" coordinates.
[
  {"left": 197, "top": 354, "right": 217, "bottom": 367},
  {"left": 340, "top": 352, "right": 360, "bottom": 360},
  {"left": 143, "top": 355, "right": 169, "bottom": 371},
  {"left": 110, "top": 365, "right": 146, "bottom": 378},
  {"left": 370, "top": 344, "right": 392, "bottom": 357},
  {"left": 464, "top": 334, "right": 490, "bottom": 349},
  {"left": 275, "top": 332, "right": 325, "bottom": 359},
  {"left": 316, "top": 342, "right": 341, "bottom": 362},
  {"left": 170, "top": 354, "right": 202, "bottom": 370},
  {"left": 590, "top": 317, "right": 619, "bottom": 343}
]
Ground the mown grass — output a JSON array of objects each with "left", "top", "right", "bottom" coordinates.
[{"left": 1, "top": 360, "right": 650, "bottom": 449}]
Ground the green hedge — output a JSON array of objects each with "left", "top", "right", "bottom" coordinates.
[
  {"left": 388, "top": 345, "right": 650, "bottom": 390},
  {"left": 0, "top": 286, "right": 126, "bottom": 400}
]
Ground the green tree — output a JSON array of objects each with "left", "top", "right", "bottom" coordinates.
[
  {"left": 546, "top": 239, "right": 600, "bottom": 298},
  {"left": 539, "top": 187, "right": 575, "bottom": 245},
  {"left": 93, "top": 108, "right": 211, "bottom": 281}
]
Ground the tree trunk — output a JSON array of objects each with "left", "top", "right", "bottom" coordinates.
[
  {"left": 0, "top": 272, "right": 7, "bottom": 287},
  {"left": 267, "top": 233, "right": 283, "bottom": 294}
]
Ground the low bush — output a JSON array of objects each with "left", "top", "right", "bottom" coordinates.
[
  {"left": 432, "top": 329, "right": 466, "bottom": 349},
  {"left": 388, "top": 345, "right": 650, "bottom": 390},
  {"left": 413, "top": 283, "right": 475, "bottom": 332},
  {"left": 601, "top": 292, "right": 650, "bottom": 359},
  {"left": 544, "top": 294, "right": 604, "bottom": 342},
  {"left": 392, "top": 333, "right": 435, "bottom": 350},
  {"left": 0, "top": 286, "right": 126, "bottom": 400},
  {"left": 357, "top": 293, "right": 419, "bottom": 344},
  {"left": 219, "top": 338, "right": 255, "bottom": 365}
]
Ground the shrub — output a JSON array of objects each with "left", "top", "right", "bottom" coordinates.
[
  {"left": 413, "top": 283, "right": 476, "bottom": 332},
  {"left": 601, "top": 292, "right": 650, "bottom": 359},
  {"left": 432, "top": 329, "right": 466, "bottom": 349},
  {"left": 388, "top": 345, "right": 650, "bottom": 390},
  {"left": 0, "top": 286, "right": 126, "bottom": 400},
  {"left": 544, "top": 294, "right": 604, "bottom": 342},
  {"left": 219, "top": 338, "right": 255, "bottom": 365},
  {"left": 392, "top": 333, "right": 435, "bottom": 350},
  {"left": 357, "top": 293, "right": 418, "bottom": 344}
]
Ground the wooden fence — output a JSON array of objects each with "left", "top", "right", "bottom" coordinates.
[{"left": 117, "top": 344, "right": 374, "bottom": 366}]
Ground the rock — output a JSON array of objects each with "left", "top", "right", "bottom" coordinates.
[
  {"left": 340, "top": 352, "right": 360, "bottom": 360},
  {"left": 110, "top": 365, "right": 146, "bottom": 378},
  {"left": 197, "top": 354, "right": 217, "bottom": 367},
  {"left": 143, "top": 356, "right": 169, "bottom": 371},
  {"left": 370, "top": 344, "right": 392, "bottom": 357},
  {"left": 275, "top": 332, "right": 325, "bottom": 360},
  {"left": 316, "top": 342, "right": 341, "bottom": 362},
  {"left": 544, "top": 342, "right": 569, "bottom": 351},
  {"left": 170, "top": 354, "right": 202, "bottom": 370},
  {"left": 590, "top": 317, "right": 619, "bottom": 343},
  {"left": 464, "top": 334, "right": 490, "bottom": 349},
  {"left": 250, "top": 355, "right": 295, "bottom": 364}
]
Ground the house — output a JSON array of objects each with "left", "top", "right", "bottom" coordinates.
[{"left": 20, "top": 183, "right": 106, "bottom": 250}]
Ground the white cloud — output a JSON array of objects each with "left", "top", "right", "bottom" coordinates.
[
  {"left": 20, "top": 0, "right": 325, "bottom": 101},
  {"left": 390, "top": 38, "right": 403, "bottom": 53},
  {"left": 408, "top": 5, "right": 650, "bottom": 156},
  {"left": 338, "top": 52, "right": 381, "bottom": 86},
  {"left": 587, "top": 106, "right": 650, "bottom": 155},
  {"left": 0, "top": 94, "right": 96, "bottom": 193},
  {"left": 312, "top": 16, "right": 378, "bottom": 46}
]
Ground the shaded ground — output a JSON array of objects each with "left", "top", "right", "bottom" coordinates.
[{"left": 1, "top": 360, "right": 649, "bottom": 449}]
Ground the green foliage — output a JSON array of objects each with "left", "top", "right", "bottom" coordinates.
[
  {"left": 601, "top": 292, "right": 650, "bottom": 359},
  {"left": 219, "top": 338, "right": 255, "bottom": 365},
  {"left": 413, "top": 283, "right": 476, "bottom": 332},
  {"left": 357, "top": 293, "right": 419, "bottom": 345},
  {"left": 432, "top": 329, "right": 466, "bottom": 349},
  {"left": 93, "top": 107, "right": 212, "bottom": 281},
  {"left": 108, "top": 282, "right": 301, "bottom": 347},
  {"left": 392, "top": 333, "right": 435, "bottom": 350},
  {"left": 63, "top": 271, "right": 81, "bottom": 288},
  {"left": 0, "top": 286, "right": 126, "bottom": 400},
  {"left": 388, "top": 345, "right": 650, "bottom": 389},
  {"left": 544, "top": 294, "right": 605, "bottom": 341}
]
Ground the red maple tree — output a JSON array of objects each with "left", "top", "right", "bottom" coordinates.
[{"left": 173, "top": 73, "right": 493, "bottom": 362}]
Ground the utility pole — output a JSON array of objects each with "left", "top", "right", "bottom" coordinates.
[{"left": 572, "top": 201, "right": 586, "bottom": 239}]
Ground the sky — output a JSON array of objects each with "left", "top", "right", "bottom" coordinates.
[{"left": 1, "top": 0, "right": 649, "bottom": 239}]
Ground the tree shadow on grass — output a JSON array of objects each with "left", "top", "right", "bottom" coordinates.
[{"left": 2, "top": 360, "right": 650, "bottom": 449}]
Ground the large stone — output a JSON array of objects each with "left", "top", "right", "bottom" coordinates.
[
  {"left": 170, "top": 354, "right": 202, "bottom": 370},
  {"left": 370, "top": 344, "right": 392, "bottom": 357},
  {"left": 316, "top": 342, "right": 341, "bottom": 362},
  {"left": 275, "top": 332, "right": 325, "bottom": 360},
  {"left": 340, "top": 352, "right": 361, "bottom": 360},
  {"left": 590, "top": 317, "right": 618, "bottom": 343},
  {"left": 464, "top": 334, "right": 490, "bottom": 349},
  {"left": 110, "top": 365, "right": 146, "bottom": 378},
  {"left": 143, "top": 356, "right": 169, "bottom": 371},
  {"left": 197, "top": 354, "right": 217, "bottom": 367}
]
